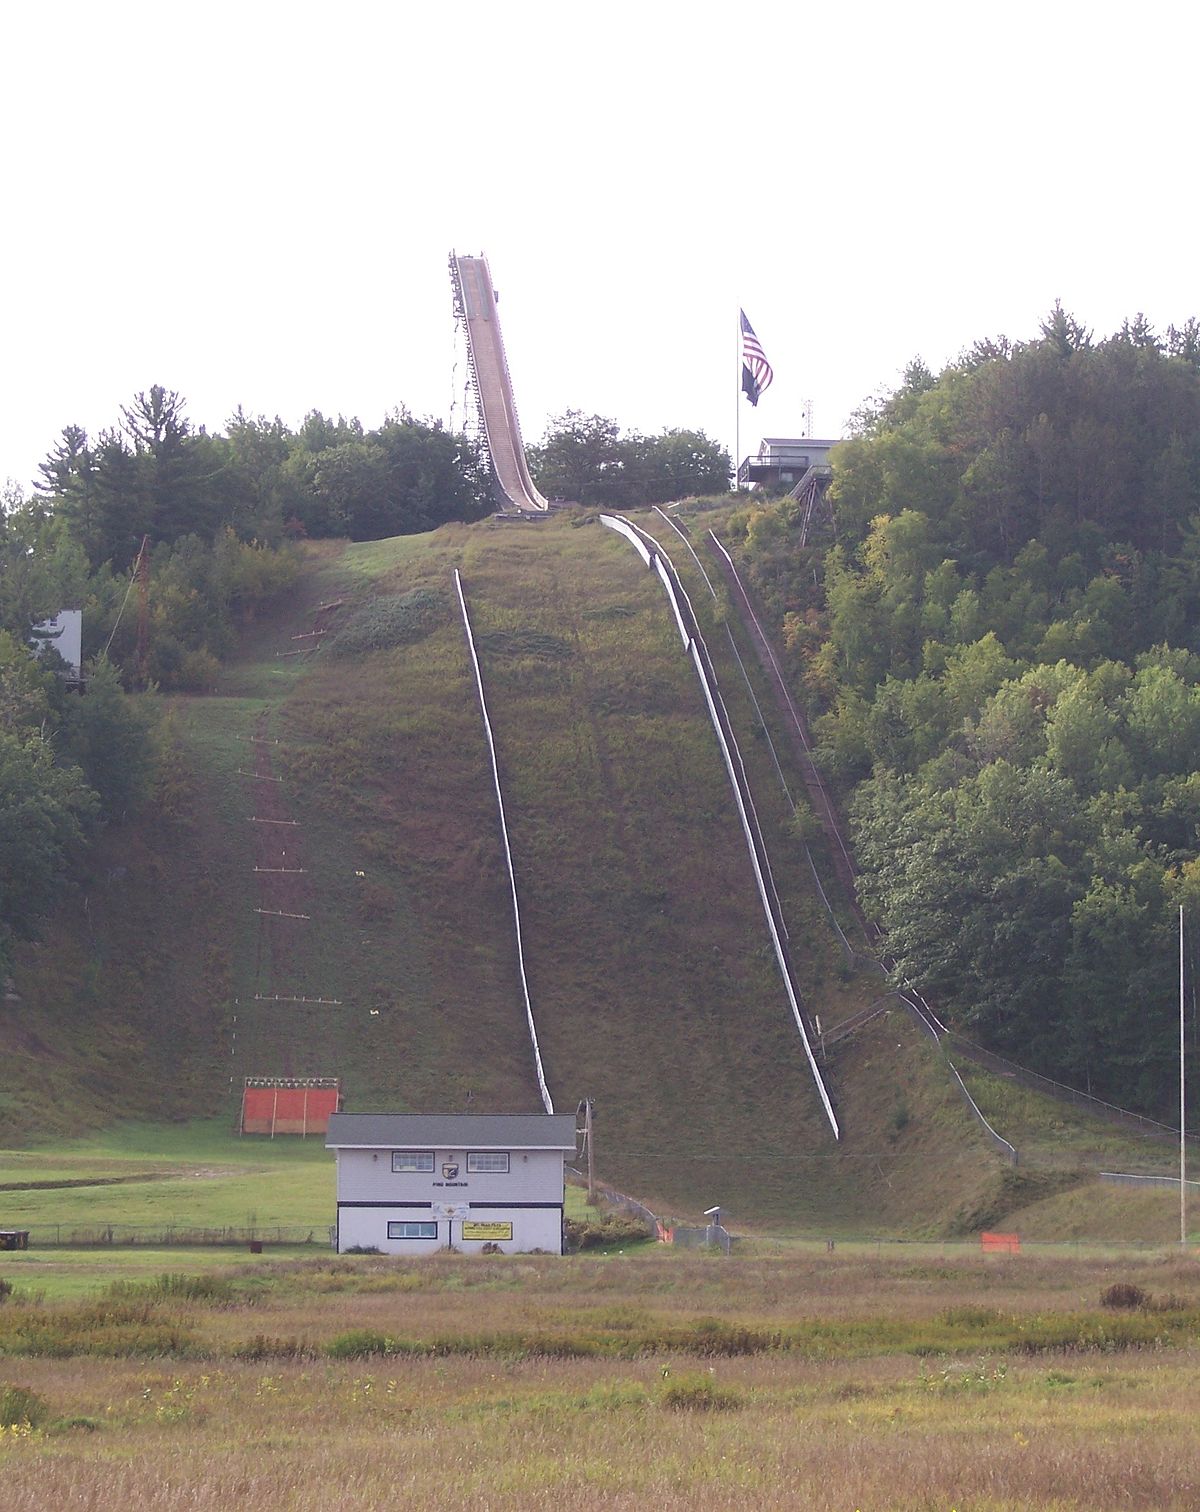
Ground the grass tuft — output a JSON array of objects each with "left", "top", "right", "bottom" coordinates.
[
  {"left": 1100, "top": 1281, "right": 1149, "bottom": 1309},
  {"left": 0, "top": 1384, "right": 49, "bottom": 1429},
  {"left": 107, "top": 1273, "right": 239, "bottom": 1305},
  {"left": 475, "top": 627, "right": 573, "bottom": 660},
  {"left": 46, "top": 1414, "right": 100, "bottom": 1434},
  {"left": 232, "top": 1334, "right": 315, "bottom": 1361},
  {"left": 327, "top": 588, "right": 447, "bottom": 657},
  {"left": 325, "top": 1329, "right": 393, "bottom": 1359},
  {"left": 658, "top": 1368, "right": 742, "bottom": 1410},
  {"left": 0, "top": 1299, "right": 199, "bottom": 1358}
]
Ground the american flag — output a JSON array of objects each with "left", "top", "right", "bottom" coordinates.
[{"left": 740, "top": 310, "right": 773, "bottom": 407}]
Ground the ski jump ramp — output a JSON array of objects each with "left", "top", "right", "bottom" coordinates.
[{"left": 451, "top": 252, "right": 549, "bottom": 515}]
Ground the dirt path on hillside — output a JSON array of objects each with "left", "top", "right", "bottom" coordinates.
[{"left": 249, "top": 715, "right": 311, "bottom": 1074}]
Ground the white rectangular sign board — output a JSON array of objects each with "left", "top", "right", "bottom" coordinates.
[
  {"left": 30, "top": 611, "right": 82, "bottom": 678},
  {"left": 432, "top": 1202, "right": 472, "bottom": 1220}
]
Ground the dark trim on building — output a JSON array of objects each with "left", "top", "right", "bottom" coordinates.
[
  {"left": 337, "top": 1200, "right": 433, "bottom": 1210},
  {"left": 468, "top": 1201, "right": 563, "bottom": 1210}
]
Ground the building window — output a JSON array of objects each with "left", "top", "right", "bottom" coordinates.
[
  {"left": 467, "top": 1151, "right": 510, "bottom": 1173},
  {"left": 387, "top": 1220, "right": 438, "bottom": 1240},
  {"left": 391, "top": 1151, "right": 434, "bottom": 1172}
]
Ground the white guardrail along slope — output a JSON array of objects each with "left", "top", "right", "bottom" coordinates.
[
  {"left": 704, "top": 531, "right": 1019, "bottom": 1164},
  {"left": 454, "top": 569, "right": 555, "bottom": 1113},
  {"left": 598, "top": 513, "right": 840, "bottom": 1140}
]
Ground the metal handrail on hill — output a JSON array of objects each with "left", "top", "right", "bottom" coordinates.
[
  {"left": 454, "top": 568, "right": 554, "bottom": 1114},
  {"left": 598, "top": 513, "right": 840, "bottom": 1140},
  {"left": 703, "top": 531, "right": 1018, "bottom": 1164},
  {"left": 651, "top": 507, "right": 857, "bottom": 962},
  {"left": 900, "top": 993, "right": 1017, "bottom": 1164},
  {"left": 707, "top": 532, "right": 864, "bottom": 909},
  {"left": 945, "top": 1034, "right": 1200, "bottom": 1149}
]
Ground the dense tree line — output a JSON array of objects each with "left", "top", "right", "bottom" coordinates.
[
  {"left": 735, "top": 309, "right": 1200, "bottom": 1114},
  {"left": 9, "top": 386, "right": 501, "bottom": 690},
  {"left": 528, "top": 411, "right": 730, "bottom": 506},
  {"left": 38, "top": 388, "right": 492, "bottom": 565}
]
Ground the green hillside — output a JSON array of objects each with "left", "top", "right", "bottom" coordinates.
[{"left": 3, "top": 510, "right": 1184, "bottom": 1233}]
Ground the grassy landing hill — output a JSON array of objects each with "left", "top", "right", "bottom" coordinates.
[{"left": 2, "top": 510, "right": 1187, "bottom": 1235}]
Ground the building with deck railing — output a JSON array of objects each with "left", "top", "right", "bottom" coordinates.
[{"left": 737, "top": 437, "right": 842, "bottom": 490}]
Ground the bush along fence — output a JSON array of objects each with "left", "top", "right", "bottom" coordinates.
[{"left": 567, "top": 1170, "right": 735, "bottom": 1254}]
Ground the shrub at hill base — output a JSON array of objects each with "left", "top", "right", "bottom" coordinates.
[{"left": 565, "top": 1214, "right": 655, "bottom": 1251}]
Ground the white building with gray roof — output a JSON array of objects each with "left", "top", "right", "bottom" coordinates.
[{"left": 325, "top": 1113, "right": 579, "bottom": 1255}]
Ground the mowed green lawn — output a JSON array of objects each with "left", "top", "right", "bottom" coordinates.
[
  {"left": 0, "top": 1118, "right": 333, "bottom": 1233},
  {"left": 0, "top": 1119, "right": 597, "bottom": 1299}
]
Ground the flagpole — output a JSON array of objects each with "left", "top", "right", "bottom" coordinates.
[
  {"left": 734, "top": 307, "right": 741, "bottom": 493},
  {"left": 1182, "top": 903, "right": 1187, "bottom": 1247}
]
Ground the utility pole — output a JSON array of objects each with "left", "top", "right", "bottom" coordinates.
[
  {"left": 582, "top": 1098, "right": 596, "bottom": 1204},
  {"left": 1182, "top": 905, "right": 1187, "bottom": 1248},
  {"left": 134, "top": 535, "right": 151, "bottom": 687}
]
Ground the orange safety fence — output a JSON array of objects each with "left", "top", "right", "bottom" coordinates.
[
  {"left": 980, "top": 1231, "right": 1021, "bottom": 1254},
  {"left": 241, "top": 1085, "right": 340, "bottom": 1136}
]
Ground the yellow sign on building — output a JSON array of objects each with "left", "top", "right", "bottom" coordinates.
[{"left": 461, "top": 1221, "right": 513, "bottom": 1241}]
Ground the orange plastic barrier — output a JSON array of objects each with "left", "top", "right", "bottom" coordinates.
[
  {"left": 241, "top": 1084, "right": 340, "bottom": 1136},
  {"left": 980, "top": 1231, "right": 1020, "bottom": 1254}
]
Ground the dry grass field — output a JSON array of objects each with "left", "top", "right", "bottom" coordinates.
[{"left": 2, "top": 1247, "right": 1199, "bottom": 1509}]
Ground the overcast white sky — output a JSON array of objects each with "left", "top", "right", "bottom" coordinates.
[{"left": 3, "top": 0, "right": 1196, "bottom": 495}]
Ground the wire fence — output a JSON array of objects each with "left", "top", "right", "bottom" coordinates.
[
  {"left": 581, "top": 1178, "right": 658, "bottom": 1234},
  {"left": 946, "top": 1035, "right": 1199, "bottom": 1148},
  {"left": 1098, "top": 1171, "right": 1200, "bottom": 1191},
  {"left": 661, "top": 1223, "right": 734, "bottom": 1254},
  {"left": 6, "top": 1221, "right": 1189, "bottom": 1256},
  {"left": 651, "top": 507, "right": 859, "bottom": 965},
  {"left": 9, "top": 1224, "right": 334, "bottom": 1249},
  {"left": 568, "top": 1170, "right": 737, "bottom": 1253}
]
